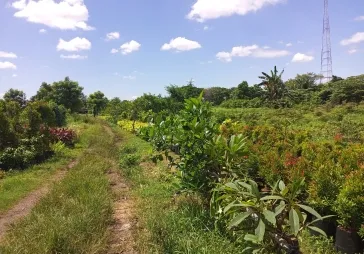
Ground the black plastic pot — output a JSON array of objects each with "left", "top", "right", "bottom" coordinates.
[
  {"left": 335, "top": 226, "right": 362, "bottom": 254},
  {"left": 310, "top": 219, "right": 337, "bottom": 239}
]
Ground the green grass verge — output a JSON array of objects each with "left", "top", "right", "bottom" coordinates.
[
  {"left": 0, "top": 120, "right": 117, "bottom": 253},
  {"left": 0, "top": 121, "right": 89, "bottom": 214},
  {"left": 115, "top": 128, "right": 243, "bottom": 254}
]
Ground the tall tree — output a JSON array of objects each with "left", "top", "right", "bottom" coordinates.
[
  {"left": 31, "top": 82, "right": 54, "bottom": 101},
  {"left": 87, "top": 91, "right": 108, "bottom": 117},
  {"left": 3, "top": 89, "right": 27, "bottom": 107},
  {"left": 285, "top": 73, "right": 321, "bottom": 90},
  {"left": 166, "top": 80, "right": 203, "bottom": 103},
  {"left": 259, "top": 66, "right": 287, "bottom": 101},
  {"left": 52, "top": 77, "right": 85, "bottom": 112},
  {"left": 203, "top": 87, "right": 230, "bottom": 105}
]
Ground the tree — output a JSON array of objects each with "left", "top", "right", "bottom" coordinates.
[
  {"left": 203, "top": 87, "right": 230, "bottom": 105},
  {"left": 4, "top": 89, "right": 27, "bottom": 107},
  {"left": 52, "top": 77, "right": 85, "bottom": 112},
  {"left": 31, "top": 82, "right": 54, "bottom": 102},
  {"left": 87, "top": 91, "right": 108, "bottom": 117},
  {"left": 331, "top": 75, "right": 344, "bottom": 83},
  {"left": 285, "top": 73, "right": 321, "bottom": 90},
  {"left": 166, "top": 80, "right": 203, "bottom": 103},
  {"left": 230, "top": 81, "right": 264, "bottom": 100},
  {"left": 259, "top": 66, "right": 287, "bottom": 101}
]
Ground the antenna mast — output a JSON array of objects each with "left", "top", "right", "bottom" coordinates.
[{"left": 320, "top": 0, "right": 333, "bottom": 83}]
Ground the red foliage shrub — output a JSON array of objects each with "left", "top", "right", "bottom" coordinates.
[{"left": 49, "top": 127, "right": 76, "bottom": 146}]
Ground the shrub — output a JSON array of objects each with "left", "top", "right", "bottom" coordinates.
[
  {"left": 334, "top": 168, "right": 364, "bottom": 230},
  {"left": 120, "top": 154, "right": 141, "bottom": 167},
  {"left": 49, "top": 128, "right": 76, "bottom": 146},
  {"left": 117, "top": 120, "right": 147, "bottom": 132}
]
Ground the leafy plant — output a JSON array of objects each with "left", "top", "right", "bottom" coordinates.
[
  {"left": 212, "top": 178, "right": 332, "bottom": 253},
  {"left": 49, "top": 127, "right": 76, "bottom": 146}
]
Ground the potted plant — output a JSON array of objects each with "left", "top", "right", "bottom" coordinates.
[
  {"left": 307, "top": 164, "right": 341, "bottom": 238},
  {"left": 334, "top": 169, "right": 364, "bottom": 253}
]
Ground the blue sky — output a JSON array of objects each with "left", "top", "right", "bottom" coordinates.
[{"left": 0, "top": 0, "right": 363, "bottom": 100}]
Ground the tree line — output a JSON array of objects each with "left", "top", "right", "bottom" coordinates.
[{"left": 2, "top": 66, "right": 364, "bottom": 124}]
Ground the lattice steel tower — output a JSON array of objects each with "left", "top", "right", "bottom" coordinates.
[{"left": 320, "top": 0, "right": 333, "bottom": 83}]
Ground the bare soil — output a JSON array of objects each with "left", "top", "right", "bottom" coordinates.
[
  {"left": 0, "top": 160, "right": 78, "bottom": 241},
  {"left": 104, "top": 125, "right": 138, "bottom": 254}
]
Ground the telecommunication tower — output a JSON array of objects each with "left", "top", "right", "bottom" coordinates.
[{"left": 320, "top": 0, "right": 333, "bottom": 83}]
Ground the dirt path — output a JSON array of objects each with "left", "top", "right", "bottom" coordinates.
[
  {"left": 0, "top": 160, "right": 78, "bottom": 241},
  {"left": 104, "top": 125, "right": 138, "bottom": 254}
]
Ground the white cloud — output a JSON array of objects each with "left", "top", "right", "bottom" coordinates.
[
  {"left": 0, "top": 61, "right": 17, "bottom": 69},
  {"left": 203, "top": 25, "right": 209, "bottom": 30},
  {"left": 123, "top": 75, "right": 136, "bottom": 80},
  {"left": 161, "top": 37, "right": 201, "bottom": 52},
  {"left": 0, "top": 93, "right": 4, "bottom": 99},
  {"left": 12, "top": 74, "right": 18, "bottom": 77},
  {"left": 348, "top": 49, "right": 357, "bottom": 54},
  {"left": 131, "top": 96, "right": 138, "bottom": 100},
  {"left": 106, "top": 32, "right": 120, "bottom": 41},
  {"left": 11, "top": 0, "right": 94, "bottom": 30},
  {"left": 291, "top": 53, "right": 314, "bottom": 63},
  {"left": 110, "top": 48, "right": 119, "bottom": 54},
  {"left": 39, "top": 28, "right": 46, "bottom": 33},
  {"left": 120, "top": 40, "right": 141, "bottom": 55},
  {"left": 57, "top": 37, "right": 91, "bottom": 51},
  {"left": 0, "top": 51, "right": 17, "bottom": 58},
  {"left": 216, "top": 45, "right": 290, "bottom": 62},
  {"left": 216, "top": 52, "right": 232, "bottom": 62},
  {"left": 297, "top": 40, "right": 304, "bottom": 44},
  {"left": 341, "top": 32, "right": 364, "bottom": 46},
  {"left": 60, "top": 54, "right": 87, "bottom": 59},
  {"left": 187, "top": 0, "right": 284, "bottom": 22},
  {"left": 355, "top": 16, "right": 364, "bottom": 21},
  {"left": 286, "top": 43, "right": 292, "bottom": 47},
  {"left": 263, "top": 46, "right": 270, "bottom": 49}
]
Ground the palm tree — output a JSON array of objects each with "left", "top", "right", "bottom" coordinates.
[{"left": 259, "top": 66, "right": 287, "bottom": 101}]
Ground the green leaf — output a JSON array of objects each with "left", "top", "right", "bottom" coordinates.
[
  {"left": 289, "top": 208, "right": 300, "bottom": 236},
  {"left": 307, "top": 215, "right": 336, "bottom": 226},
  {"left": 278, "top": 180, "right": 286, "bottom": 192},
  {"left": 297, "top": 204, "right": 322, "bottom": 219},
  {"left": 224, "top": 203, "right": 252, "bottom": 213},
  {"left": 260, "top": 195, "right": 285, "bottom": 201},
  {"left": 255, "top": 219, "right": 266, "bottom": 242},
  {"left": 228, "top": 211, "right": 252, "bottom": 228},
  {"left": 263, "top": 210, "right": 276, "bottom": 226},
  {"left": 274, "top": 202, "right": 286, "bottom": 216},
  {"left": 225, "top": 182, "right": 239, "bottom": 191},
  {"left": 244, "top": 234, "right": 259, "bottom": 243},
  {"left": 307, "top": 226, "right": 327, "bottom": 237}
]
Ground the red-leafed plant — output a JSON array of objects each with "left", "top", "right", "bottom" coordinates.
[{"left": 49, "top": 127, "right": 76, "bottom": 146}]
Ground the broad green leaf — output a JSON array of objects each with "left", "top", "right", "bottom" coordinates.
[
  {"left": 297, "top": 204, "right": 322, "bottom": 219},
  {"left": 224, "top": 203, "right": 252, "bottom": 213},
  {"left": 289, "top": 208, "right": 300, "bottom": 236},
  {"left": 242, "top": 247, "right": 253, "bottom": 253},
  {"left": 244, "top": 234, "right": 259, "bottom": 243},
  {"left": 278, "top": 180, "right": 286, "bottom": 192},
  {"left": 307, "top": 226, "right": 327, "bottom": 237},
  {"left": 223, "top": 201, "right": 237, "bottom": 213},
  {"left": 225, "top": 182, "right": 239, "bottom": 191},
  {"left": 263, "top": 210, "right": 276, "bottom": 226},
  {"left": 260, "top": 195, "right": 285, "bottom": 201},
  {"left": 255, "top": 219, "right": 266, "bottom": 242},
  {"left": 228, "top": 211, "right": 252, "bottom": 228},
  {"left": 274, "top": 202, "right": 286, "bottom": 216}
]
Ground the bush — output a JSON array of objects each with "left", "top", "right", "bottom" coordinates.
[
  {"left": 49, "top": 128, "right": 77, "bottom": 146},
  {"left": 335, "top": 168, "right": 364, "bottom": 230}
]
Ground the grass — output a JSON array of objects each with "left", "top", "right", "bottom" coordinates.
[
  {"left": 115, "top": 128, "right": 243, "bottom": 254},
  {"left": 0, "top": 120, "right": 89, "bottom": 214},
  {"left": 0, "top": 120, "right": 118, "bottom": 253}
]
